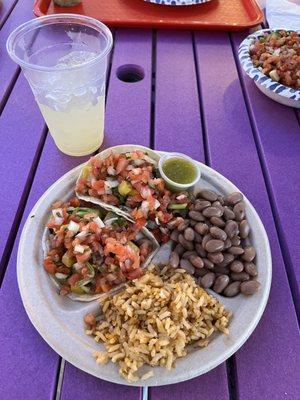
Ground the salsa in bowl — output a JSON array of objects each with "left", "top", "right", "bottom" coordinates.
[{"left": 239, "top": 29, "right": 300, "bottom": 108}]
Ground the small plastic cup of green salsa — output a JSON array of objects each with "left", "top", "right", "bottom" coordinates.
[{"left": 158, "top": 153, "right": 201, "bottom": 191}]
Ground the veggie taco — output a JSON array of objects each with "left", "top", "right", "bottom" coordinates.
[
  {"left": 76, "top": 145, "right": 193, "bottom": 244},
  {"left": 43, "top": 197, "right": 159, "bottom": 301}
]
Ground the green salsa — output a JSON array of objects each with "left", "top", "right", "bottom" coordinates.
[{"left": 162, "top": 157, "right": 198, "bottom": 184}]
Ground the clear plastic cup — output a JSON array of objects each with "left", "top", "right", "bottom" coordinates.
[{"left": 7, "top": 14, "right": 113, "bottom": 156}]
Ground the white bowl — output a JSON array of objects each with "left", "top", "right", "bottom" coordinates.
[
  {"left": 158, "top": 152, "right": 201, "bottom": 191},
  {"left": 239, "top": 29, "right": 300, "bottom": 108}
]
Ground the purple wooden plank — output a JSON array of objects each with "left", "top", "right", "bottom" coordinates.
[
  {"left": 0, "top": 0, "right": 18, "bottom": 28},
  {"left": 61, "top": 364, "right": 140, "bottom": 400},
  {"left": 154, "top": 30, "right": 204, "bottom": 161},
  {"left": 232, "top": 31, "right": 300, "bottom": 311},
  {"left": 103, "top": 29, "right": 152, "bottom": 148},
  {"left": 0, "top": 74, "right": 45, "bottom": 272},
  {"left": 0, "top": 133, "right": 87, "bottom": 400},
  {"left": 195, "top": 31, "right": 300, "bottom": 400},
  {"left": 151, "top": 30, "right": 229, "bottom": 400},
  {"left": 0, "top": 0, "right": 35, "bottom": 108},
  {"left": 60, "top": 29, "right": 152, "bottom": 399}
]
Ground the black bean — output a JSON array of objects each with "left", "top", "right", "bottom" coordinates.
[
  {"left": 195, "top": 268, "right": 209, "bottom": 278},
  {"left": 223, "top": 206, "right": 236, "bottom": 221},
  {"left": 195, "top": 222, "right": 209, "bottom": 235},
  {"left": 230, "top": 260, "right": 244, "bottom": 273},
  {"left": 217, "top": 196, "right": 225, "bottom": 205},
  {"left": 198, "top": 189, "right": 218, "bottom": 202},
  {"left": 189, "top": 255, "right": 204, "bottom": 269},
  {"left": 239, "top": 220, "right": 250, "bottom": 239},
  {"left": 244, "top": 262, "right": 258, "bottom": 277},
  {"left": 240, "top": 280, "right": 260, "bottom": 295},
  {"left": 233, "top": 201, "right": 246, "bottom": 222},
  {"left": 217, "top": 253, "right": 234, "bottom": 267},
  {"left": 203, "top": 258, "right": 214, "bottom": 269},
  {"left": 242, "top": 246, "right": 256, "bottom": 262},
  {"left": 178, "top": 234, "right": 194, "bottom": 251},
  {"left": 200, "top": 272, "right": 216, "bottom": 288},
  {"left": 170, "top": 230, "right": 179, "bottom": 242},
  {"left": 210, "top": 226, "right": 227, "bottom": 241},
  {"left": 211, "top": 201, "right": 224, "bottom": 213},
  {"left": 174, "top": 243, "right": 185, "bottom": 257},
  {"left": 223, "top": 238, "right": 232, "bottom": 250},
  {"left": 213, "top": 265, "right": 230, "bottom": 274},
  {"left": 180, "top": 259, "right": 195, "bottom": 275},
  {"left": 194, "top": 200, "right": 211, "bottom": 211},
  {"left": 202, "top": 234, "right": 212, "bottom": 249},
  {"left": 208, "top": 252, "right": 224, "bottom": 264},
  {"left": 189, "top": 211, "right": 205, "bottom": 222},
  {"left": 228, "top": 246, "right": 245, "bottom": 255},
  {"left": 194, "top": 232, "right": 203, "bottom": 244},
  {"left": 223, "top": 282, "right": 241, "bottom": 297},
  {"left": 202, "top": 206, "right": 223, "bottom": 218},
  {"left": 205, "top": 239, "right": 224, "bottom": 253},
  {"left": 213, "top": 275, "right": 230, "bottom": 293},
  {"left": 210, "top": 217, "right": 226, "bottom": 228},
  {"left": 226, "top": 192, "right": 243, "bottom": 205},
  {"left": 178, "top": 220, "right": 190, "bottom": 231},
  {"left": 195, "top": 243, "right": 207, "bottom": 258},
  {"left": 169, "top": 251, "right": 180, "bottom": 268},
  {"left": 182, "top": 250, "right": 197, "bottom": 259},
  {"left": 231, "top": 272, "right": 250, "bottom": 281},
  {"left": 184, "top": 227, "right": 195, "bottom": 241},
  {"left": 230, "top": 235, "right": 241, "bottom": 246},
  {"left": 225, "top": 220, "right": 239, "bottom": 238}
]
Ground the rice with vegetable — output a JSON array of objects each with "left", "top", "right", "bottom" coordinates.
[{"left": 85, "top": 265, "right": 230, "bottom": 381}]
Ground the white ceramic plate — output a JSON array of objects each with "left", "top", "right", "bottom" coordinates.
[
  {"left": 17, "top": 150, "right": 272, "bottom": 387},
  {"left": 144, "top": 0, "right": 212, "bottom": 6}
]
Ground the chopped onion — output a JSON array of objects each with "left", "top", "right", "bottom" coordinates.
[
  {"left": 68, "top": 220, "right": 80, "bottom": 233},
  {"left": 73, "top": 263, "right": 82, "bottom": 271},
  {"left": 176, "top": 194, "right": 186, "bottom": 201},
  {"left": 55, "top": 272, "right": 68, "bottom": 280},
  {"left": 107, "top": 166, "right": 116, "bottom": 175},
  {"left": 94, "top": 216, "right": 105, "bottom": 229},
  {"left": 141, "top": 201, "right": 149, "bottom": 214},
  {"left": 74, "top": 244, "right": 85, "bottom": 254},
  {"left": 155, "top": 217, "right": 160, "bottom": 226},
  {"left": 154, "top": 199, "right": 161, "bottom": 210},
  {"left": 105, "top": 179, "right": 119, "bottom": 189},
  {"left": 143, "top": 155, "right": 157, "bottom": 165},
  {"left": 76, "top": 231, "right": 88, "bottom": 239},
  {"left": 52, "top": 208, "right": 64, "bottom": 225}
]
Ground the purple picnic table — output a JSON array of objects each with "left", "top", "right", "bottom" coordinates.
[{"left": 0, "top": 1, "right": 299, "bottom": 399}]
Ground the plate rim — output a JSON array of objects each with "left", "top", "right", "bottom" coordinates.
[{"left": 17, "top": 149, "right": 272, "bottom": 387}]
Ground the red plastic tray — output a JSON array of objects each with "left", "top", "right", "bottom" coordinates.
[{"left": 34, "top": 0, "right": 264, "bottom": 31}]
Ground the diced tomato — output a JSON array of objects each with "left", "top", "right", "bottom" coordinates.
[
  {"left": 116, "top": 157, "right": 129, "bottom": 174},
  {"left": 76, "top": 248, "right": 92, "bottom": 263},
  {"left": 43, "top": 258, "right": 57, "bottom": 275},
  {"left": 126, "top": 268, "right": 144, "bottom": 280},
  {"left": 67, "top": 273, "right": 82, "bottom": 287}
]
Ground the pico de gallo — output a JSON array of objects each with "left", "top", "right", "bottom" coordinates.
[
  {"left": 76, "top": 150, "right": 193, "bottom": 243},
  {"left": 43, "top": 197, "right": 155, "bottom": 296},
  {"left": 250, "top": 30, "right": 300, "bottom": 90}
]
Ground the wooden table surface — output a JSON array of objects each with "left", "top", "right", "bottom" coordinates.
[{"left": 0, "top": 1, "right": 299, "bottom": 399}]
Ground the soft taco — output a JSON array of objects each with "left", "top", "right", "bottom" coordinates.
[
  {"left": 75, "top": 145, "right": 193, "bottom": 243},
  {"left": 43, "top": 196, "right": 159, "bottom": 301}
]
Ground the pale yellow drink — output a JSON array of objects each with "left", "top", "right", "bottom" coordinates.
[
  {"left": 38, "top": 96, "right": 105, "bottom": 156},
  {"left": 7, "top": 15, "right": 113, "bottom": 156}
]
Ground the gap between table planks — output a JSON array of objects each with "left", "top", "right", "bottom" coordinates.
[{"left": 0, "top": 9, "right": 299, "bottom": 400}]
